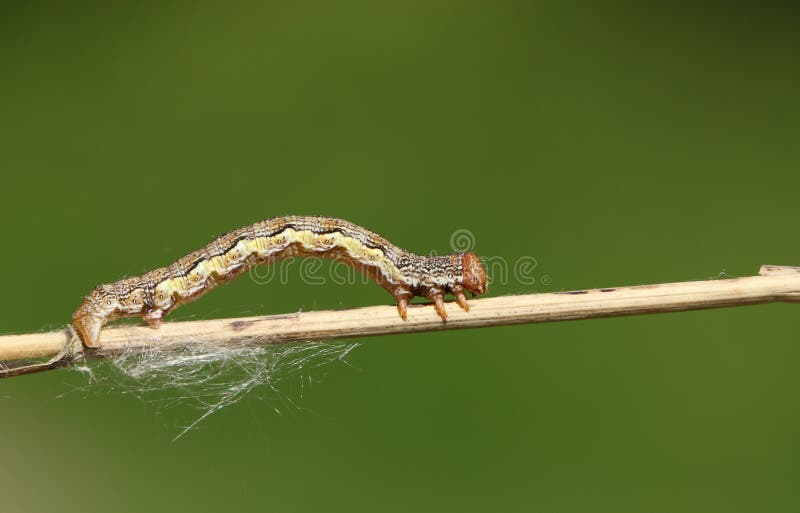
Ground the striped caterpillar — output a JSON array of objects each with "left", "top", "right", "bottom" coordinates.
[{"left": 73, "top": 216, "right": 488, "bottom": 348}]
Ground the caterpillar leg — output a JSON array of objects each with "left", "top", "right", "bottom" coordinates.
[
  {"left": 450, "top": 285, "right": 470, "bottom": 312},
  {"left": 431, "top": 294, "right": 448, "bottom": 321},
  {"left": 396, "top": 298, "right": 409, "bottom": 320},
  {"left": 143, "top": 309, "right": 164, "bottom": 328},
  {"left": 393, "top": 290, "right": 413, "bottom": 321},
  {"left": 455, "top": 291, "right": 470, "bottom": 312}
]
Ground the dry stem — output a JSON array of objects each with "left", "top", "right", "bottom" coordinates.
[{"left": 2, "top": 265, "right": 798, "bottom": 377}]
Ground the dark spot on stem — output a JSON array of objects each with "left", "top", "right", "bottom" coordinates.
[{"left": 230, "top": 320, "right": 257, "bottom": 331}]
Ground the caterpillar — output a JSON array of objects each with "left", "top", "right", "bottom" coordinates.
[{"left": 73, "top": 216, "right": 488, "bottom": 348}]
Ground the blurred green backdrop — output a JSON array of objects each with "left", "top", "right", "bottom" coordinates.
[{"left": 1, "top": 2, "right": 799, "bottom": 512}]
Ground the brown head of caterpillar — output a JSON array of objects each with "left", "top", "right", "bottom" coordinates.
[
  {"left": 415, "top": 252, "right": 488, "bottom": 319},
  {"left": 460, "top": 252, "right": 488, "bottom": 296}
]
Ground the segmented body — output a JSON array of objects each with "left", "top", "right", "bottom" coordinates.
[{"left": 73, "top": 216, "right": 488, "bottom": 347}]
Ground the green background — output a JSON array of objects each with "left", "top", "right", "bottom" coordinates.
[{"left": 1, "top": 2, "right": 799, "bottom": 512}]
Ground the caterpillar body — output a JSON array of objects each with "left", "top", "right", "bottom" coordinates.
[{"left": 73, "top": 216, "right": 488, "bottom": 348}]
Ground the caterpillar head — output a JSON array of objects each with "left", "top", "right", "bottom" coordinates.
[{"left": 460, "top": 252, "right": 488, "bottom": 296}]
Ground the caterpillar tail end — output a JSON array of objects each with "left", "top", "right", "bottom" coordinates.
[
  {"left": 72, "top": 309, "right": 104, "bottom": 348},
  {"left": 71, "top": 286, "right": 120, "bottom": 348}
]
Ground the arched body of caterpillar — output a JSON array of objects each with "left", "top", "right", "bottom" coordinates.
[{"left": 73, "top": 216, "right": 488, "bottom": 348}]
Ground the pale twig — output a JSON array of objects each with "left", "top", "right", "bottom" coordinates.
[{"left": 1, "top": 264, "right": 798, "bottom": 377}]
